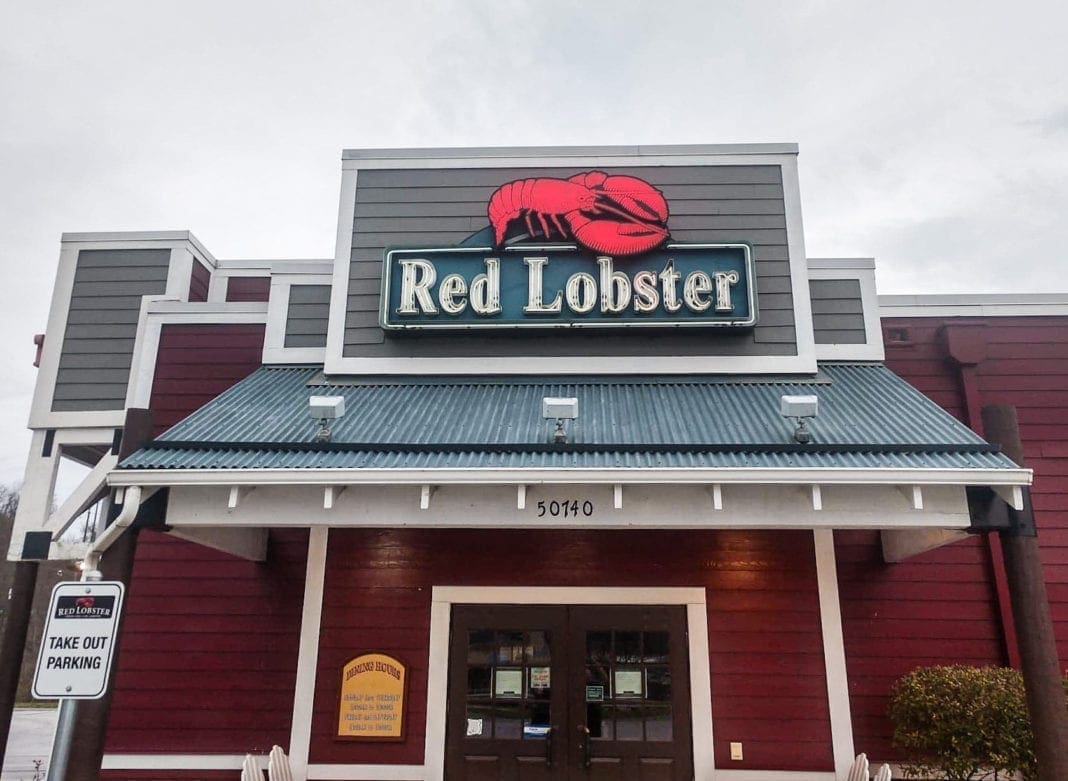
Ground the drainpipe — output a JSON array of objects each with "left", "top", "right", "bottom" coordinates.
[
  {"left": 939, "top": 323, "right": 1020, "bottom": 667},
  {"left": 84, "top": 486, "right": 142, "bottom": 568}
]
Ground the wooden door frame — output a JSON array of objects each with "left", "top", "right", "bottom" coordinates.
[{"left": 424, "top": 587, "right": 713, "bottom": 781}]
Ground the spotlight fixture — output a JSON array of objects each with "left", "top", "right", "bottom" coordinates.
[
  {"left": 780, "top": 394, "right": 818, "bottom": 444},
  {"left": 542, "top": 396, "right": 579, "bottom": 444},
  {"left": 309, "top": 395, "right": 346, "bottom": 443}
]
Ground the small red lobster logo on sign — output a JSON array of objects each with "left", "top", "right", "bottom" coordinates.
[
  {"left": 487, "top": 171, "right": 669, "bottom": 256},
  {"left": 75, "top": 597, "right": 95, "bottom": 609}
]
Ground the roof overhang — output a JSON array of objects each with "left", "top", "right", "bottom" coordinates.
[
  {"left": 108, "top": 465, "right": 1031, "bottom": 489},
  {"left": 108, "top": 363, "right": 1032, "bottom": 540}
]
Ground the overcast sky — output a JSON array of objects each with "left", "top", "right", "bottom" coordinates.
[{"left": 1, "top": 1, "right": 1066, "bottom": 487}]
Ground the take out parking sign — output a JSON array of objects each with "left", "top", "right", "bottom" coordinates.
[{"left": 33, "top": 581, "right": 125, "bottom": 700}]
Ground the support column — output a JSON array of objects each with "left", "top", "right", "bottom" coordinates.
[
  {"left": 0, "top": 560, "right": 40, "bottom": 767},
  {"left": 813, "top": 529, "right": 855, "bottom": 780},
  {"left": 981, "top": 405, "right": 1068, "bottom": 781},
  {"left": 288, "top": 526, "right": 329, "bottom": 781}
]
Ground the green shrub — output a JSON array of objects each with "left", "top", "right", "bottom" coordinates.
[{"left": 888, "top": 665, "right": 1035, "bottom": 780}]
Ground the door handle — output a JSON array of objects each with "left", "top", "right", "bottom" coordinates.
[
  {"left": 577, "top": 724, "right": 591, "bottom": 769},
  {"left": 544, "top": 725, "right": 554, "bottom": 767}
]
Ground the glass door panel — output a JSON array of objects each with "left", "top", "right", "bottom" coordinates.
[{"left": 445, "top": 604, "right": 692, "bottom": 781}]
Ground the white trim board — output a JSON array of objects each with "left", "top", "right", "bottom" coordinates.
[
  {"left": 100, "top": 757, "right": 832, "bottom": 781},
  {"left": 111, "top": 465, "right": 1033, "bottom": 488},
  {"left": 342, "top": 143, "right": 800, "bottom": 161},
  {"left": 101, "top": 754, "right": 265, "bottom": 770},
  {"left": 8, "top": 426, "right": 121, "bottom": 560},
  {"left": 880, "top": 293, "right": 1068, "bottom": 318},
  {"left": 340, "top": 150, "right": 802, "bottom": 171},
  {"left": 325, "top": 148, "right": 819, "bottom": 376},
  {"left": 423, "top": 586, "right": 713, "bottom": 781},
  {"left": 307, "top": 765, "right": 425, "bottom": 780},
  {"left": 60, "top": 230, "right": 216, "bottom": 263},
  {"left": 814, "top": 529, "right": 855, "bottom": 780},
  {"left": 160, "top": 482, "right": 977, "bottom": 536},
  {"left": 289, "top": 527, "right": 329, "bottom": 781}
]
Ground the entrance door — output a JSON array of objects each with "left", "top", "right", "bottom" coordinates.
[{"left": 446, "top": 605, "right": 693, "bottom": 781}]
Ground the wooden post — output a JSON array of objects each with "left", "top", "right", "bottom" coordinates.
[
  {"left": 0, "top": 560, "right": 39, "bottom": 767},
  {"left": 981, "top": 405, "right": 1068, "bottom": 781}
]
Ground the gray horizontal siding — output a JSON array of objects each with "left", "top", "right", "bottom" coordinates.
[
  {"left": 345, "top": 165, "right": 797, "bottom": 359},
  {"left": 354, "top": 198, "right": 788, "bottom": 218},
  {"left": 284, "top": 285, "right": 330, "bottom": 349},
  {"left": 52, "top": 249, "right": 171, "bottom": 412},
  {"left": 810, "top": 279, "right": 866, "bottom": 345},
  {"left": 356, "top": 183, "right": 785, "bottom": 204}
]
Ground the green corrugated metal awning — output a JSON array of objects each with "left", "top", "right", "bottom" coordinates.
[{"left": 115, "top": 364, "right": 1024, "bottom": 478}]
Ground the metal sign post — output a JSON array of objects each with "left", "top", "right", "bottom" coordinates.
[{"left": 33, "top": 570, "right": 124, "bottom": 781}]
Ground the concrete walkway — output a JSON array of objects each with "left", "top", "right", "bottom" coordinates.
[{"left": 1, "top": 709, "right": 56, "bottom": 781}]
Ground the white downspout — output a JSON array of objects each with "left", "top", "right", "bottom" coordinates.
[{"left": 84, "top": 485, "right": 143, "bottom": 570}]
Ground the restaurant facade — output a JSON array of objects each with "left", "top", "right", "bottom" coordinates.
[{"left": 9, "top": 144, "right": 1066, "bottom": 781}]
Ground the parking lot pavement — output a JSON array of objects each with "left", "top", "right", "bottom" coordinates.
[{"left": 1, "top": 708, "right": 56, "bottom": 780}]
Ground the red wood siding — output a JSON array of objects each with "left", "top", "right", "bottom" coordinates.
[
  {"left": 149, "top": 323, "right": 265, "bottom": 435},
  {"left": 835, "top": 530, "right": 1002, "bottom": 758},
  {"left": 188, "top": 261, "right": 211, "bottom": 302},
  {"left": 312, "top": 529, "right": 832, "bottom": 772},
  {"left": 838, "top": 315, "right": 1068, "bottom": 760},
  {"left": 225, "top": 276, "right": 271, "bottom": 302},
  {"left": 103, "top": 529, "right": 308, "bottom": 755}
]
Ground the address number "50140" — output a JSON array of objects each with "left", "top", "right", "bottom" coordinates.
[{"left": 536, "top": 500, "right": 594, "bottom": 518}]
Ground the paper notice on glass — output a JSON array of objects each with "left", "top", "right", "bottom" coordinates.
[
  {"left": 614, "top": 669, "right": 643, "bottom": 697},
  {"left": 495, "top": 668, "right": 523, "bottom": 697},
  {"left": 466, "top": 718, "right": 483, "bottom": 736},
  {"left": 530, "top": 666, "right": 551, "bottom": 689}
]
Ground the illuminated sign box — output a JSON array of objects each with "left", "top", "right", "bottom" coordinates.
[{"left": 381, "top": 243, "right": 756, "bottom": 330}]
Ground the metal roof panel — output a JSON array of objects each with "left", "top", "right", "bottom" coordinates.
[
  {"left": 116, "top": 363, "right": 1021, "bottom": 473},
  {"left": 148, "top": 364, "right": 990, "bottom": 449}
]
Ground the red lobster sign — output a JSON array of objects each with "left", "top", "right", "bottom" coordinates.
[{"left": 487, "top": 171, "right": 669, "bottom": 256}]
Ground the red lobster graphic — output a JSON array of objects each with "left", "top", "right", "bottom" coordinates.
[{"left": 487, "top": 171, "right": 669, "bottom": 256}]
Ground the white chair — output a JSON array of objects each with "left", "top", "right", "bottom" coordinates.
[
  {"left": 240, "top": 753, "right": 261, "bottom": 781},
  {"left": 846, "top": 753, "right": 870, "bottom": 781},
  {"left": 873, "top": 763, "right": 892, "bottom": 781},
  {"left": 268, "top": 745, "right": 293, "bottom": 781}
]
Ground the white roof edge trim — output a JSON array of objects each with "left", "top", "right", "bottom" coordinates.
[
  {"left": 342, "top": 143, "right": 799, "bottom": 161},
  {"left": 880, "top": 293, "right": 1068, "bottom": 317},
  {"left": 60, "top": 231, "right": 217, "bottom": 266},
  {"left": 108, "top": 466, "right": 1033, "bottom": 488},
  {"left": 808, "top": 258, "right": 876, "bottom": 270},
  {"left": 61, "top": 230, "right": 200, "bottom": 242}
]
